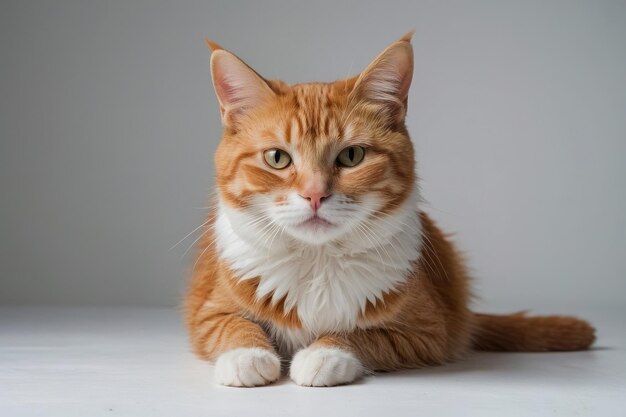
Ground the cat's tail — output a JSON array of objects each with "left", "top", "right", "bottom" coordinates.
[{"left": 472, "top": 312, "right": 596, "bottom": 352}]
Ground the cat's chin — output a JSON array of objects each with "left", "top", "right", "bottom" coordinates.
[{"left": 285, "top": 218, "right": 345, "bottom": 246}]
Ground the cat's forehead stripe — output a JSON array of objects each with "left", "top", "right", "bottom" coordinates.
[{"left": 279, "top": 84, "right": 347, "bottom": 154}]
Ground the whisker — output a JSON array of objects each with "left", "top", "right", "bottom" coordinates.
[
  {"left": 191, "top": 237, "right": 218, "bottom": 275},
  {"left": 169, "top": 218, "right": 213, "bottom": 251},
  {"left": 360, "top": 220, "right": 400, "bottom": 272},
  {"left": 354, "top": 222, "right": 385, "bottom": 267},
  {"left": 181, "top": 225, "right": 213, "bottom": 259}
]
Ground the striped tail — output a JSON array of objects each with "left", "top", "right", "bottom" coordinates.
[{"left": 472, "top": 312, "right": 595, "bottom": 352}]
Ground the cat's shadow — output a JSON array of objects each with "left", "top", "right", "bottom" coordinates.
[{"left": 272, "top": 347, "right": 609, "bottom": 387}]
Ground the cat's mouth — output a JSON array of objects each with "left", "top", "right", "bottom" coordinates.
[{"left": 298, "top": 215, "right": 334, "bottom": 229}]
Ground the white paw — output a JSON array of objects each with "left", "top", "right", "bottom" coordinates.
[
  {"left": 214, "top": 348, "right": 281, "bottom": 387},
  {"left": 290, "top": 347, "right": 363, "bottom": 387}
]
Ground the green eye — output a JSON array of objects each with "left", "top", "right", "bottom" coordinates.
[
  {"left": 263, "top": 149, "right": 292, "bottom": 169},
  {"left": 337, "top": 146, "right": 365, "bottom": 167}
]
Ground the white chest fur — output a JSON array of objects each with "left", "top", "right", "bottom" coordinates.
[{"left": 214, "top": 198, "right": 422, "bottom": 355}]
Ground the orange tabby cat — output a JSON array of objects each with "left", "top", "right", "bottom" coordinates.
[{"left": 185, "top": 33, "right": 595, "bottom": 387}]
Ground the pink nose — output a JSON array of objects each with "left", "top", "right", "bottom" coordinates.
[{"left": 298, "top": 191, "right": 332, "bottom": 211}]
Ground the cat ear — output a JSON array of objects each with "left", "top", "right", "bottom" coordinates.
[
  {"left": 351, "top": 32, "right": 414, "bottom": 124},
  {"left": 207, "top": 39, "right": 276, "bottom": 127}
]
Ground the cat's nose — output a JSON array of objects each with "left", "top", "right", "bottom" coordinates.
[{"left": 298, "top": 191, "right": 332, "bottom": 211}]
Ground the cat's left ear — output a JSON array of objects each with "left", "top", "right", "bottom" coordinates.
[
  {"left": 350, "top": 32, "right": 414, "bottom": 124},
  {"left": 207, "top": 39, "right": 276, "bottom": 128}
]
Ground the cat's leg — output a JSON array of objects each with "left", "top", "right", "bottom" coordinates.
[
  {"left": 190, "top": 305, "right": 281, "bottom": 387},
  {"left": 290, "top": 329, "right": 449, "bottom": 386}
]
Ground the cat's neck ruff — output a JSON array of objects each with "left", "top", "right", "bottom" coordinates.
[{"left": 214, "top": 191, "right": 423, "bottom": 340}]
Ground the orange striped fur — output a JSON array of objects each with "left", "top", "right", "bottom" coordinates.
[{"left": 185, "top": 34, "right": 595, "bottom": 387}]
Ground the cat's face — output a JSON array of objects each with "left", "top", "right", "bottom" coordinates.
[{"left": 211, "top": 35, "right": 416, "bottom": 245}]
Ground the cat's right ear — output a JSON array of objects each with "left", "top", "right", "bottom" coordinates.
[{"left": 207, "top": 39, "right": 275, "bottom": 128}]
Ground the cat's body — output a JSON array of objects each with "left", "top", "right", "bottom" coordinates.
[
  {"left": 214, "top": 190, "right": 423, "bottom": 356},
  {"left": 185, "top": 34, "right": 595, "bottom": 387}
]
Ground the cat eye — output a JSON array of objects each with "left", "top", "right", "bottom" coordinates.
[
  {"left": 263, "top": 149, "right": 292, "bottom": 169},
  {"left": 336, "top": 146, "right": 365, "bottom": 167}
]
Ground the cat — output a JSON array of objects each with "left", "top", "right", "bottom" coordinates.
[{"left": 184, "top": 33, "right": 595, "bottom": 387}]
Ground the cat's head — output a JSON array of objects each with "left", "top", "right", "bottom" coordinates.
[{"left": 210, "top": 34, "right": 417, "bottom": 246}]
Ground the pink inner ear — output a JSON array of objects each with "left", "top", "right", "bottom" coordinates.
[
  {"left": 353, "top": 42, "right": 413, "bottom": 111},
  {"left": 211, "top": 50, "right": 275, "bottom": 122},
  {"left": 213, "top": 64, "right": 244, "bottom": 107},
  {"left": 216, "top": 77, "right": 241, "bottom": 105}
]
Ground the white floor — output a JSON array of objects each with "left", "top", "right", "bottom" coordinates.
[{"left": 1, "top": 307, "right": 624, "bottom": 417}]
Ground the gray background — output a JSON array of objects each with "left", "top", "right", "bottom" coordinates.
[{"left": 1, "top": 0, "right": 624, "bottom": 311}]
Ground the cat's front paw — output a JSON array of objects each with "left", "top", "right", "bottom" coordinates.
[
  {"left": 290, "top": 347, "right": 364, "bottom": 387},
  {"left": 214, "top": 348, "right": 281, "bottom": 387}
]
